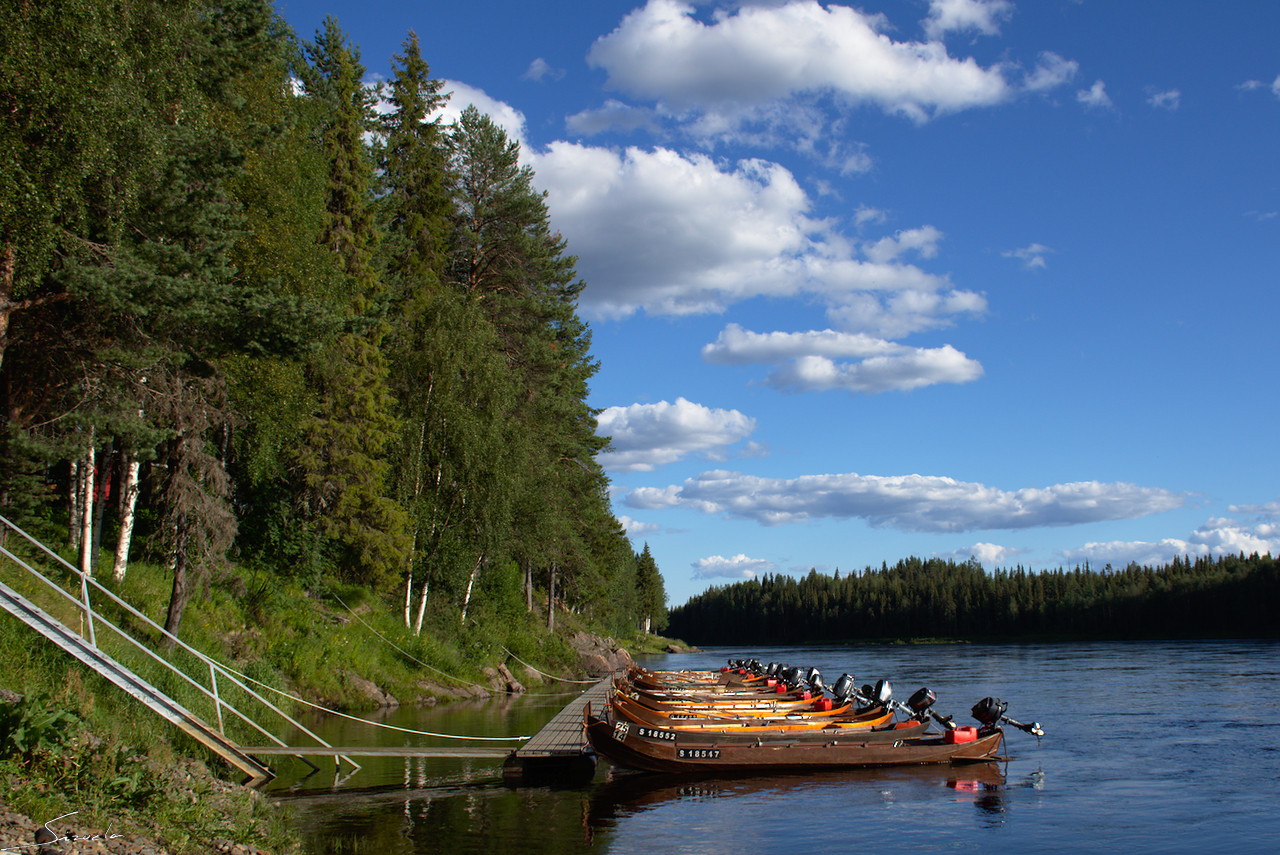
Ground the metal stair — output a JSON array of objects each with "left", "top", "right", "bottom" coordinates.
[
  {"left": 0, "top": 579, "right": 273, "bottom": 784},
  {"left": 0, "top": 514, "right": 356, "bottom": 785}
]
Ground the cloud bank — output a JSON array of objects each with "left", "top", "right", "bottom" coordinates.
[
  {"left": 627, "top": 470, "right": 1187, "bottom": 532},
  {"left": 693, "top": 553, "right": 776, "bottom": 580}
]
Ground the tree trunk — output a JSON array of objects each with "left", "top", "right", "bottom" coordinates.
[
  {"left": 524, "top": 558, "right": 533, "bottom": 613},
  {"left": 112, "top": 454, "right": 141, "bottom": 582},
  {"left": 78, "top": 442, "right": 95, "bottom": 575},
  {"left": 90, "top": 443, "right": 112, "bottom": 574},
  {"left": 404, "top": 419, "right": 427, "bottom": 628},
  {"left": 69, "top": 459, "right": 81, "bottom": 553},
  {"left": 547, "top": 562, "right": 557, "bottom": 632},
  {"left": 413, "top": 579, "right": 430, "bottom": 636},
  {"left": 162, "top": 515, "right": 191, "bottom": 647},
  {"left": 460, "top": 553, "right": 483, "bottom": 625}
]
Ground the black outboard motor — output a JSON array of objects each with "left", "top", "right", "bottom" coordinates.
[
  {"left": 831, "top": 673, "right": 858, "bottom": 703},
  {"left": 971, "top": 696, "right": 1007, "bottom": 729},
  {"left": 766, "top": 662, "right": 779, "bottom": 676},
  {"left": 906, "top": 687, "right": 936, "bottom": 717},
  {"left": 971, "top": 696, "right": 1044, "bottom": 739}
]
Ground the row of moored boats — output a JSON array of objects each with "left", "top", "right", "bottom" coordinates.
[{"left": 584, "top": 658, "right": 1043, "bottom": 774}]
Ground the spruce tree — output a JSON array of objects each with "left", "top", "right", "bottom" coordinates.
[{"left": 296, "top": 17, "right": 410, "bottom": 587}]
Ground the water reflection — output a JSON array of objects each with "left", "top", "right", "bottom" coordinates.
[{"left": 584, "top": 762, "right": 1010, "bottom": 838}]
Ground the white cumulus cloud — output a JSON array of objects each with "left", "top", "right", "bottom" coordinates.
[
  {"left": 702, "top": 325, "right": 983, "bottom": 394},
  {"left": 597, "top": 398, "right": 757, "bottom": 472},
  {"left": 587, "top": 0, "right": 1012, "bottom": 125}
]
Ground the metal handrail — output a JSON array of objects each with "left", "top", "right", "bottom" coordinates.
[{"left": 0, "top": 513, "right": 357, "bottom": 776}]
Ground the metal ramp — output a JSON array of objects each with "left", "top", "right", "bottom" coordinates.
[{"left": 0, "top": 514, "right": 356, "bottom": 786}]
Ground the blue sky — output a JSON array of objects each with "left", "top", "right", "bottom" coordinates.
[{"left": 273, "top": 0, "right": 1280, "bottom": 605}]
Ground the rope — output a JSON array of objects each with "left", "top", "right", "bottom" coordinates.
[
  {"left": 501, "top": 645, "right": 598, "bottom": 684},
  {"left": 330, "top": 593, "right": 488, "bottom": 691},
  {"left": 215, "top": 659, "right": 531, "bottom": 742}
]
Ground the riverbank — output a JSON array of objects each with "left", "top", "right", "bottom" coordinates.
[{"left": 0, "top": 556, "right": 686, "bottom": 853}]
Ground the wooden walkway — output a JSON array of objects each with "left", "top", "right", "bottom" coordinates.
[
  {"left": 514, "top": 678, "right": 611, "bottom": 758},
  {"left": 242, "top": 678, "right": 612, "bottom": 785},
  {"left": 503, "top": 678, "right": 610, "bottom": 784}
]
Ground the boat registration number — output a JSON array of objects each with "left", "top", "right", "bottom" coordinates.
[
  {"left": 676, "top": 748, "right": 721, "bottom": 759},
  {"left": 636, "top": 726, "right": 677, "bottom": 742}
]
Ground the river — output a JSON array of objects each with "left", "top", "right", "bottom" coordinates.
[{"left": 271, "top": 640, "right": 1280, "bottom": 854}]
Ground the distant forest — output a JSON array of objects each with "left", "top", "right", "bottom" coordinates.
[{"left": 667, "top": 553, "right": 1279, "bottom": 644}]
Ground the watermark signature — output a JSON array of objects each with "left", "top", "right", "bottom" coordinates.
[{"left": 0, "top": 811, "right": 123, "bottom": 853}]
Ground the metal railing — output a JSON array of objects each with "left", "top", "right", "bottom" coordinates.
[{"left": 0, "top": 513, "right": 358, "bottom": 782}]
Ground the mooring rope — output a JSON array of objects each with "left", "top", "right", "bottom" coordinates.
[
  {"left": 215, "top": 660, "right": 531, "bottom": 742},
  {"left": 500, "top": 645, "right": 599, "bottom": 684},
  {"left": 331, "top": 593, "right": 488, "bottom": 691}
]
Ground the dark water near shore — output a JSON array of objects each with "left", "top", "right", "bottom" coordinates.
[{"left": 272, "top": 640, "right": 1280, "bottom": 853}]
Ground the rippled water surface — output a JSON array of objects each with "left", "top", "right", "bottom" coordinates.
[{"left": 274, "top": 640, "right": 1280, "bottom": 854}]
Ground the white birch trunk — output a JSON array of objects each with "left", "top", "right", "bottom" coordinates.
[
  {"left": 78, "top": 443, "right": 95, "bottom": 576},
  {"left": 112, "top": 455, "right": 141, "bottom": 582},
  {"left": 69, "top": 459, "right": 81, "bottom": 552},
  {"left": 413, "top": 580, "right": 430, "bottom": 636},
  {"left": 460, "top": 554, "right": 483, "bottom": 625}
]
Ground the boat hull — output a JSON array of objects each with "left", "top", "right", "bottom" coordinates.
[{"left": 585, "top": 707, "right": 1002, "bottom": 774}]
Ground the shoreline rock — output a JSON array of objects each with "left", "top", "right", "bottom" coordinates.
[{"left": 569, "top": 632, "right": 633, "bottom": 676}]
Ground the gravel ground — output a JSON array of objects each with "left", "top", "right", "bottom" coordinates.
[{"left": 0, "top": 800, "right": 269, "bottom": 855}]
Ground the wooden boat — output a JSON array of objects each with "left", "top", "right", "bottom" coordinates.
[
  {"left": 584, "top": 702, "right": 1004, "bottom": 773},
  {"left": 609, "top": 695, "right": 921, "bottom": 737},
  {"left": 609, "top": 692, "right": 889, "bottom": 730},
  {"left": 615, "top": 681, "right": 829, "bottom": 714}
]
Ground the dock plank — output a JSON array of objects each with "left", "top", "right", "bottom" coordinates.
[{"left": 515, "top": 679, "right": 611, "bottom": 758}]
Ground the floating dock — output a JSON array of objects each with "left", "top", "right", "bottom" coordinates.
[
  {"left": 243, "top": 678, "right": 611, "bottom": 786},
  {"left": 503, "top": 678, "right": 610, "bottom": 785}
]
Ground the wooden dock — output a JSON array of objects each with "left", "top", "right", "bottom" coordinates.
[
  {"left": 503, "top": 678, "right": 611, "bottom": 785},
  {"left": 242, "top": 679, "right": 612, "bottom": 786}
]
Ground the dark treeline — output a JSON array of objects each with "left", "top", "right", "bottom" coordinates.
[
  {"left": 1, "top": 1, "right": 666, "bottom": 640},
  {"left": 668, "top": 553, "right": 1279, "bottom": 645}
]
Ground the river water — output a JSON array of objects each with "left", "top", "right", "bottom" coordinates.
[{"left": 272, "top": 640, "right": 1280, "bottom": 854}]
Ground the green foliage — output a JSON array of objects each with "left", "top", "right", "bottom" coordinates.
[{"left": 0, "top": 694, "right": 81, "bottom": 764}]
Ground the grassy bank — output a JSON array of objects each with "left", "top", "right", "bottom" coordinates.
[{"left": 0, "top": 544, "right": 679, "bottom": 854}]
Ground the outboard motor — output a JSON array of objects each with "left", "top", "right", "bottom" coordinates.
[
  {"left": 906, "top": 687, "right": 937, "bottom": 717},
  {"left": 971, "top": 696, "right": 1007, "bottom": 729},
  {"left": 831, "top": 673, "right": 858, "bottom": 703},
  {"left": 766, "top": 662, "right": 780, "bottom": 676},
  {"left": 808, "top": 669, "right": 825, "bottom": 694},
  {"left": 970, "top": 697, "right": 1044, "bottom": 739},
  {"left": 871, "top": 679, "right": 893, "bottom": 706}
]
